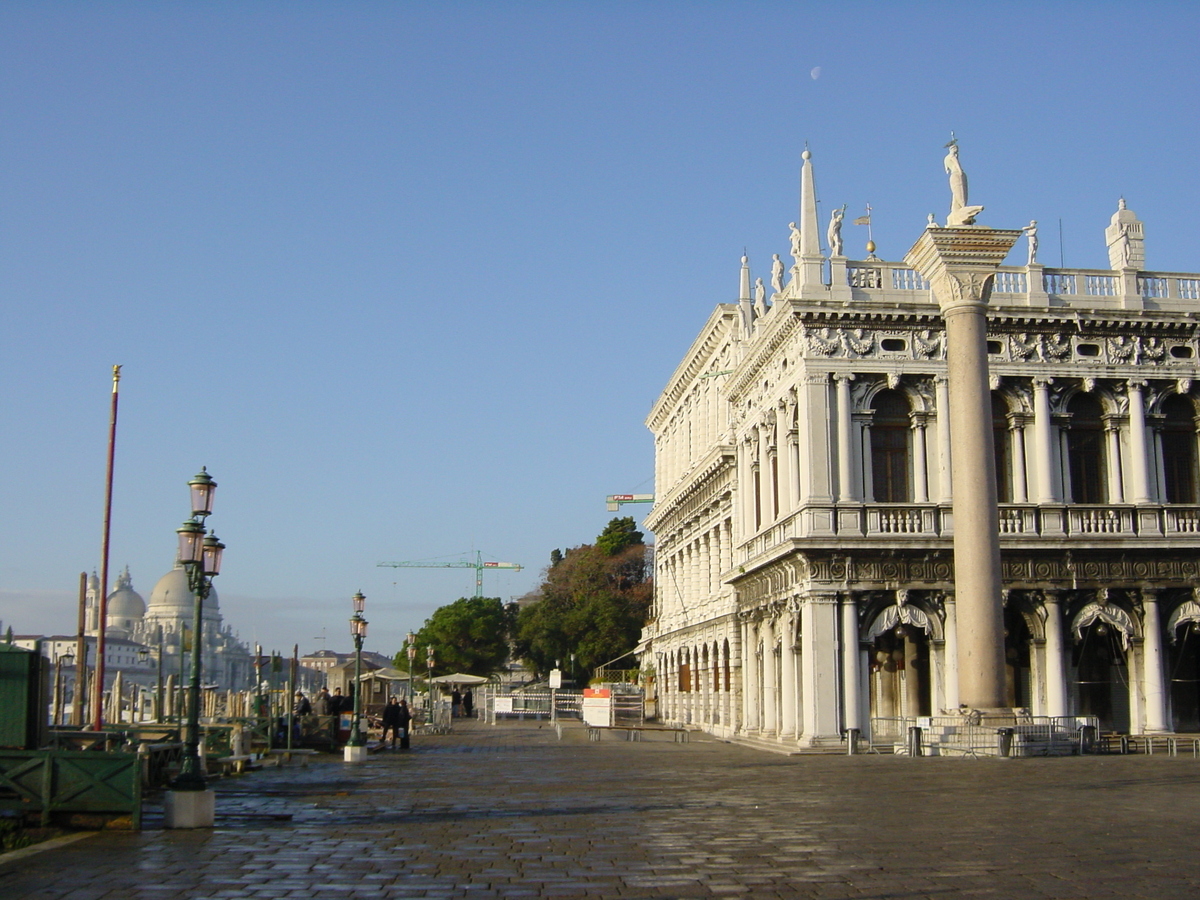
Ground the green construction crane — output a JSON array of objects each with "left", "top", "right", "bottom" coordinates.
[
  {"left": 605, "top": 493, "right": 655, "bottom": 512},
  {"left": 377, "top": 551, "right": 523, "bottom": 598}
]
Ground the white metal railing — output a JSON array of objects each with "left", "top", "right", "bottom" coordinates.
[{"left": 872, "top": 715, "right": 1100, "bottom": 757}]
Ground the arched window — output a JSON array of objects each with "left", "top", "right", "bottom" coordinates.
[
  {"left": 992, "top": 393, "right": 1013, "bottom": 503},
  {"left": 1067, "top": 393, "right": 1106, "bottom": 504},
  {"left": 871, "top": 390, "right": 911, "bottom": 502},
  {"left": 1162, "top": 394, "right": 1198, "bottom": 503}
]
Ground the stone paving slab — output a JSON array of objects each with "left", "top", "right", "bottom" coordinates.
[{"left": 3, "top": 719, "right": 1200, "bottom": 898}]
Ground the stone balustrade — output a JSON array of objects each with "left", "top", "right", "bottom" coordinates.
[
  {"left": 734, "top": 502, "right": 1200, "bottom": 566},
  {"left": 839, "top": 261, "right": 1200, "bottom": 312}
]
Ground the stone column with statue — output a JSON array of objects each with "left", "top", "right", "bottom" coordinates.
[{"left": 904, "top": 136, "right": 1021, "bottom": 711}]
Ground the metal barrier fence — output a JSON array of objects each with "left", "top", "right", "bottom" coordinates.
[
  {"left": 479, "top": 689, "right": 584, "bottom": 723},
  {"left": 870, "top": 715, "right": 1100, "bottom": 757}
]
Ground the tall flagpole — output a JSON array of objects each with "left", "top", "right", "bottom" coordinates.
[{"left": 93, "top": 365, "right": 121, "bottom": 731}]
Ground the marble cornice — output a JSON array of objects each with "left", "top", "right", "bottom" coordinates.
[
  {"left": 643, "top": 449, "right": 734, "bottom": 537},
  {"left": 646, "top": 306, "right": 737, "bottom": 431},
  {"left": 726, "top": 312, "right": 804, "bottom": 401}
]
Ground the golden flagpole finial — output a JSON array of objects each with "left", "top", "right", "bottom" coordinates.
[{"left": 112, "top": 365, "right": 122, "bottom": 389}]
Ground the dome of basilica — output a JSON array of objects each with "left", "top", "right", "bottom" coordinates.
[
  {"left": 147, "top": 561, "right": 220, "bottom": 621},
  {"left": 106, "top": 566, "right": 145, "bottom": 620}
]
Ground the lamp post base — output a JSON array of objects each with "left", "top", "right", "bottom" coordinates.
[
  {"left": 343, "top": 744, "right": 368, "bottom": 763},
  {"left": 164, "top": 789, "right": 215, "bottom": 828}
]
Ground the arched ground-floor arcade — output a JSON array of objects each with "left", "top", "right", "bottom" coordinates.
[{"left": 647, "top": 549, "right": 1200, "bottom": 744}]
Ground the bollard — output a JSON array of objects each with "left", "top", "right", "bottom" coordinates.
[
  {"left": 846, "top": 727, "right": 860, "bottom": 756},
  {"left": 906, "top": 725, "right": 922, "bottom": 758},
  {"left": 997, "top": 727, "right": 1014, "bottom": 758}
]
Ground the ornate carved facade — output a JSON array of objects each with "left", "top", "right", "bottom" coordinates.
[{"left": 643, "top": 152, "right": 1200, "bottom": 744}]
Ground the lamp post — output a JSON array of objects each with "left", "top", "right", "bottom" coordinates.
[
  {"left": 426, "top": 645, "right": 435, "bottom": 729},
  {"left": 165, "top": 467, "right": 224, "bottom": 829},
  {"left": 345, "top": 591, "right": 369, "bottom": 762},
  {"left": 54, "top": 648, "right": 75, "bottom": 727},
  {"left": 155, "top": 626, "right": 165, "bottom": 722},
  {"left": 406, "top": 632, "right": 417, "bottom": 702},
  {"left": 137, "top": 647, "right": 150, "bottom": 722}
]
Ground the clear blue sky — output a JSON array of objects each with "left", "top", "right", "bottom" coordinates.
[{"left": 3, "top": 1, "right": 1198, "bottom": 658}]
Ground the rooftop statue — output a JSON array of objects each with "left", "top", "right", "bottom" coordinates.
[
  {"left": 754, "top": 277, "right": 767, "bottom": 316},
  {"left": 1022, "top": 220, "right": 1039, "bottom": 266},
  {"left": 771, "top": 254, "right": 784, "bottom": 294},
  {"left": 827, "top": 205, "right": 847, "bottom": 257},
  {"left": 944, "top": 133, "right": 984, "bottom": 226}
]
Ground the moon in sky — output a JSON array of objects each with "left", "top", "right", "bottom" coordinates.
[{"left": 810, "top": 66, "right": 821, "bottom": 80}]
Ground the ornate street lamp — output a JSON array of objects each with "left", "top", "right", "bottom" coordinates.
[
  {"left": 55, "top": 648, "right": 75, "bottom": 727},
  {"left": 426, "top": 644, "right": 435, "bottom": 728},
  {"left": 406, "top": 632, "right": 417, "bottom": 702},
  {"left": 165, "top": 468, "right": 224, "bottom": 828},
  {"left": 345, "top": 592, "right": 369, "bottom": 762}
]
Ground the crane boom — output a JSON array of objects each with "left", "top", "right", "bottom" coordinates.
[
  {"left": 605, "top": 493, "right": 655, "bottom": 512},
  {"left": 377, "top": 551, "right": 523, "bottom": 598}
]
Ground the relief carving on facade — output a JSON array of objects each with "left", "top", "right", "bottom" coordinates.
[{"left": 912, "top": 329, "right": 945, "bottom": 360}]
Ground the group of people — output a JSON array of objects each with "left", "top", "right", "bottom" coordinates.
[
  {"left": 289, "top": 687, "right": 414, "bottom": 750},
  {"left": 303, "top": 686, "right": 353, "bottom": 716},
  {"left": 451, "top": 688, "right": 474, "bottom": 718}
]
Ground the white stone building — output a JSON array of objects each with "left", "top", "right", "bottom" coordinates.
[
  {"left": 83, "top": 564, "right": 254, "bottom": 690},
  {"left": 642, "top": 149, "right": 1200, "bottom": 745}
]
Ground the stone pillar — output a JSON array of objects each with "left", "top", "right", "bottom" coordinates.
[
  {"left": 1105, "top": 421, "right": 1125, "bottom": 502},
  {"left": 1011, "top": 420, "right": 1028, "bottom": 503},
  {"left": 1033, "top": 378, "right": 1057, "bottom": 502},
  {"left": 835, "top": 374, "right": 856, "bottom": 501},
  {"left": 935, "top": 375, "right": 953, "bottom": 502},
  {"left": 799, "top": 592, "right": 842, "bottom": 745},
  {"left": 1042, "top": 591, "right": 1068, "bottom": 718},
  {"left": 1142, "top": 590, "right": 1168, "bottom": 732},
  {"left": 841, "top": 594, "right": 862, "bottom": 732},
  {"left": 912, "top": 414, "right": 929, "bottom": 503},
  {"left": 780, "top": 610, "right": 797, "bottom": 739},
  {"left": 761, "top": 619, "right": 778, "bottom": 735},
  {"left": 1128, "top": 380, "right": 1152, "bottom": 504},
  {"left": 742, "top": 620, "right": 758, "bottom": 732},
  {"left": 906, "top": 226, "right": 1021, "bottom": 710},
  {"left": 943, "top": 594, "right": 960, "bottom": 710}
]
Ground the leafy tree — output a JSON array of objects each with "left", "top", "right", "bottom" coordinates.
[
  {"left": 596, "top": 516, "right": 643, "bottom": 556},
  {"left": 515, "top": 519, "right": 652, "bottom": 680},
  {"left": 392, "top": 596, "right": 515, "bottom": 678}
]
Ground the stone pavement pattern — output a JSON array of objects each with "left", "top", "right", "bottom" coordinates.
[{"left": 4, "top": 719, "right": 1200, "bottom": 898}]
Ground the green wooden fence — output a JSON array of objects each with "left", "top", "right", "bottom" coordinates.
[{"left": 0, "top": 749, "right": 141, "bottom": 828}]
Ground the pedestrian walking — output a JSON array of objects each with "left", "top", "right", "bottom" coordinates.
[
  {"left": 463, "top": 689, "right": 474, "bottom": 718},
  {"left": 397, "top": 699, "right": 412, "bottom": 749},
  {"left": 380, "top": 696, "right": 403, "bottom": 748},
  {"left": 452, "top": 688, "right": 462, "bottom": 718},
  {"left": 330, "top": 687, "right": 346, "bottom": 714}
]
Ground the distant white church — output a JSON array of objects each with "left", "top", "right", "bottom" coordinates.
[{"left": 86, "top": 564, "right": 254, "bottom": 690}]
